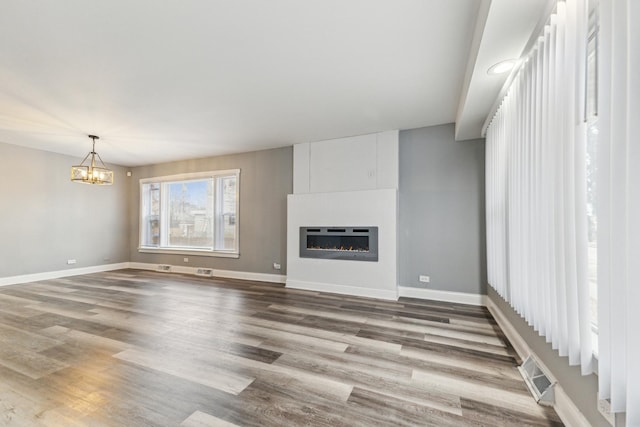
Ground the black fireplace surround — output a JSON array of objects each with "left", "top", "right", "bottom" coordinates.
[{"left": 299, "top": 226, "right": 378, "bottom": 262}]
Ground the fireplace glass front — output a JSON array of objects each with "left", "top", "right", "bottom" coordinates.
[{"left": 299, "top": 227, "right": 378, "bottom": 261}]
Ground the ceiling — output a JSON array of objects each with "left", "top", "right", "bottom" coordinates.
[{"left": 0, "top": 0, "right": 549, "bottom": 167}]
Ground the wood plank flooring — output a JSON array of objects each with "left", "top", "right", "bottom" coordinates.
[{"left": 0, "top": 270, "right": 563, "bottom": 426}]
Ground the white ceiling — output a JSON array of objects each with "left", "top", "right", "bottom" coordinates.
[
  {"left": 0, "top": 0, "right": 548, "bottom": 167},
  {"left": 455, "top": 0, "right": 553, "bottom": 141}
]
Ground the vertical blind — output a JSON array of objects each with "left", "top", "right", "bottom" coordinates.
[
  {"left": 485, "top": 0, "right": 594, "bottom": 374},
  {"left": 487, "top": 0, "right": 640, "bottom": 421}
]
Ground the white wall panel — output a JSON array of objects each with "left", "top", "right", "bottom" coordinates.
[
  {"left": 292, "top": 142, "right": 310, "bottom": 194},
  {"left": 376, "top": 130, "right": 399, "bottom": 189},
  {"left": 309, "top": 134, "right": 377, "bottom": 193},
  {"left": 287, "top": 189, "right": 398, "bottom": 299}
]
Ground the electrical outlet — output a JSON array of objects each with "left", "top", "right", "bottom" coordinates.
[
  {"left": 183, "top": 257, "right": 189, "bottom": 263},
  {"left": 67, "top": 259, "right": 76, "bottom": 265},
  {"left": 273, "top": 262, "right": 281, "bottom": 270},
  {"left": 419, "top": 275, "right": 430, "bottom": 283}
]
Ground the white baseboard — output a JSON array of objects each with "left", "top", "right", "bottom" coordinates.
[
  {"left": 485, "top": 297, "right": 530, "bottom": 359},
  {"left": 128, "top": 262, "right": 287, "bottom": 284},
  {"left": 0, "top": 262, "right": 130, "bottom": 287},
  {"left": 1, "top": 262, "right": 286, "bottom": 287},
  {"left": 486, "top": 297, "right": 591, "bottom": 427},
  {"left": 286, "top": 279, "right": 398, "bottom": 300},
  {"left": 397, "top": 286, "right": 488, "bottom": 306}
]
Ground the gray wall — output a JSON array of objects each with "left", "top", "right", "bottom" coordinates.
[
  {"left": 129, "top": 146, "right": 292, "bottom": 275},
  {"left": 0, "top": 141, "right": 130, "bottom": 277},
  {"left": 488, "top": 287, "right": 609, "bottom": 426},
  {"left": 399, "top": 124, "right": 486, "bottom": 294}
]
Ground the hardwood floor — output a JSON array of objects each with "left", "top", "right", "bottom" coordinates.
[{"left": 0, "top": 270, "right": 563, "bottom": 426}]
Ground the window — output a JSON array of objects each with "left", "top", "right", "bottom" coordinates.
[
  {"left": 139, "top": 170, "right": 239, "bottom": 257},
  {"left": 485, "top": 0, "right": 596, "bottom": 374}
]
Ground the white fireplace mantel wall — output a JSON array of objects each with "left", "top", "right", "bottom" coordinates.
[{"left": 286, "top": 130, "right": 399, "bottom": 299}]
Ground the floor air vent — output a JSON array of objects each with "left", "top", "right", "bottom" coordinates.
[
  {"left": 156, "top": 264, "right": 171, "bottom": 272},
  {"left": 518, "top": 355, "right": 556, "bottom": 406},
  {"left": 196, "top": 268, "right": 214, "bottom": 277}
]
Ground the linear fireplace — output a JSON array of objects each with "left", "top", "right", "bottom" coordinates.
[{"left": 299, "top": 226, "right": 378, "bottom": 262}]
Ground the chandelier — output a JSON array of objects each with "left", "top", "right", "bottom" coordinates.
[{"left": 70, "top": 135, "right": 114, "bottom": 185}]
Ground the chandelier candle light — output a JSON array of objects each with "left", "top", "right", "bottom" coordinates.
[{"left": 70, "top": 135, "right": 114, "bottom": 185}]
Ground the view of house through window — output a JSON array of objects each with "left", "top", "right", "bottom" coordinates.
[
  {"left": 167, "top": 179, "right": 214, "bottom": 248},
  {"left": 140, "top": 170, "right": 239, "bottom": 254}
]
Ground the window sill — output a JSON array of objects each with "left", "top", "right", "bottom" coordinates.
[{"left": 138, "top": 247, "right": 239, "bottom": 259}]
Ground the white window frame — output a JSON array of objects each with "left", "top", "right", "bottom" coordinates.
[{"left": 138, "top": 169, "right": 240, "bottom": 258}]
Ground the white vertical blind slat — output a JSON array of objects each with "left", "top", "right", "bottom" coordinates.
[
  {"left": 597, "top": 0, "right": 613, "bottom": 405},
  {"left": 606, "top": 0, "right": 627, "bottom": 412},
  {"left": 625, "top": 3, "right": 640, "bottom": 423}
]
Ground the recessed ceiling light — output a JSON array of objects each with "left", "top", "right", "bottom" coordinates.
[{"left": 487, "top": 59, "right": 517, "bottom": 75}]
